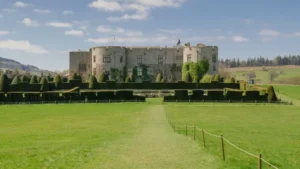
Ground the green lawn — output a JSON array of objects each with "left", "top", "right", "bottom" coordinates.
[
  {"left": 165, "top": 103, "right": 300, "bottom": 169},
  {"left": 274, "top": 85, "right": 300, "bottom": 100},
  {"left": 0, "top": 101, "right": 299, "bottom": 169}
]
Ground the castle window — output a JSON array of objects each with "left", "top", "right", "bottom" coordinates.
[
  {"left": 120, "top": 56, "right": 123, "bottom": 63},
  {"left": 78, "top": 63, "right": 87, "bottom": 72},
  {"left": 187, "top": 54, "right": 192, "bottom": 62},
  {"left": 137, "top": 56, "right": 142, "bottom": 64},
  {"left": 212, "top": 54, "right": 217, "bottom": 63},
  {"left": 127, "top": 68, "right": 132, "bottom": 75},
  {"left": 176, "top": 55, "right": 182, "bottom": 60},
  {"left": 158, "top": 56, "right": 163, "bottom": 64},
  {"left": 137, "top": 68, "right": 143, "bottom": 76},
  {"left": 93, "top": 68, "right": 96, "bottom": 75},
  {"left": 93, "top": 56, "right": 96, "bottom": 63},
  {"left": 103, "top": 56, "right": 111, "bottom": 63}
]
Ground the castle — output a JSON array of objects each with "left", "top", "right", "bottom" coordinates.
[{"left": 69, "top": 43, "right": 218, "bottom": 82}]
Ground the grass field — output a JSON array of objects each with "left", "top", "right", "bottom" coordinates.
[
  {"left": 226, "top": 66, "right": 300, "bottom": 84},
  {"left": 0, "top": 99, "right": 299, "bottom": 169},
  {"left": 274, "top": 85, "right": 300, "bottom": 100}
]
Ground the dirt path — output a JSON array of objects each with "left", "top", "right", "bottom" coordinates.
[{"left": 83, "top": 105, "right": 219, "bottom": 169}]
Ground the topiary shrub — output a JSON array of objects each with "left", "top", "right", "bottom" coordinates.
[
  {"left": 125, "top": 76, "right": 131, "bottom": 83},
  {"left": 89, "top": 75, "right": 98, "bottom": 89},
  {"left": 0, "top": 74, "right": 9, "bottom": 92},
  {"left": 156, "top": 73, "right": 163, "bottom": 83},
  {"left": 200, "top": 74, "right": 212, "bottom": 83},
  {"left": 77, "top": 74, "right": 82, "bottom": 82},
  {"left": 37, "top": 76, "right": 42, "bottom": 83},
  {"left": 98, "top": 72, "right": 107, "bottom": 83},
  {"left": 267, "top": 85, "right": 278, "bottom": 103},
  {"left": 20, "top": 75, "right": 29, "bottom": 83},
  {"left": 69, "top": 73, "right": 77, "bottom": 81},
  {"left": 54, "top": 75, "right": 62, "bottom": 90},
  {"left": 224, "top": 77, "right": 235, "bottom": 83},
  {"left": 11, "top": 76, "right": 21, "bottom": 85},
  {"left": 183, "top": 72, "right": 192, "bottom": 83},
  {"left": 161, "top": 78, "right": 166, "bottom": 83},
  {"left": 213, "top": 74, "right": 221, "bottom": 82},
  {"left": 30, "top": 75, "right": 38, "bottom": 84},
  {"left": 40, "top": 77, "right": 49, "bottom": 91}
]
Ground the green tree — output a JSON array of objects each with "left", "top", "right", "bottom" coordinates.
[
  {"left": 54, "top": 75, "right": 62, "bottom": 89},
  {"left": 125, "top": 76, "right": 131, "bottom": 83},
  {"left": 183, "top": 72, "right": 192, "bottom": 82},
  {"left": 197, "top": 59, "right": 210, "bottom": 77},
  {"left": 132, "top": 67, "right": 138, "bottom": 82},
  {"left": 11, "top": 75, "right": 21, "bottom": 85},
  {"left": 0, "top": 74, "right": 9, "bottom": 92},
  {"left": 40, "top": 77, "right": 49, "bottom": 91},
  {"left": 30, "top": 75, "right": 38, "bottom": 84},
  {"left": 89, "top": 75, "right": 98, "bottom": 89},
  {"left": 182, "top": 62, "right": 191, "bottom": 80},
  {"left": 156, "top": 73, "right": 163, "bottom": 82},
  {"left": 189, "top": 63, "right": 200, "bottom": 82}
]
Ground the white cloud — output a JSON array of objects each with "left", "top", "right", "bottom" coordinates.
[
  {"left": 159, "top": 29, "right": 183, "bottom": 34},
  {"left": 14, "top": 1, "right": 29, "bottom": 8},
  {"left": 80, "top": 26, "right": 87, "bottom": 30},
  {"left": 294, "top": 32, "right": 300, "bottom": 37},
  {"left": 21, "top": 18, "right": 40, "bottom": 27},
  {"left": 0, "top": 31, "right": 10, "bottom": 36},
  {"left": 89, "top": 0, "right": 186, "bottom": 21},
  {"left": 64, "top": 30, "right": 84, "bottom": 37},
  {"left": 2, "top": 8, "right": 16, "bottom": 13},
  {"left": 34, "top": 9, "right": 52, "bottom": 14},
  {"left": 241, "top": 18, "right": 254, "bottom": 25},
  {"left": 63, "top": 10, "right": 73, "bottom": 15},
  {"left": 0, "top": 40, "right": 48, "bottom": 54},
  {"left": 0, "top": 14, "right": 3, "bottom": 18},
  {"left": 96, "top": 25, "right": 143, "bottom": 37},
  {"left": 47, "top": 22, "right": 72, "bottom": 28},
  {"left": 259, "top": 29, "right": 280, "bottom": 37},
  {"left": 232, "top": 36, "right": 249, "bottom": 42}
]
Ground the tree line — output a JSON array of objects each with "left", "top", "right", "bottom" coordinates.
[{"left": 220, "top": 55, "right": 300, "bottom": 68}]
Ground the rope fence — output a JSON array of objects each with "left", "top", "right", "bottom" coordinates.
[{"left": 168, "top": 121, "right": 279, "bottom": 169}]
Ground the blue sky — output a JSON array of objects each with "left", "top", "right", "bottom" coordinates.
[{"left": 1, "top": 0, "right": 300, "bottom": 70}]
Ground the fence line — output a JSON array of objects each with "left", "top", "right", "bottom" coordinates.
[{"left": 169, "top": 121, "right": 279, "bottom": 169}]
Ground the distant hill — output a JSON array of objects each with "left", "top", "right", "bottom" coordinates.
[{"left": 0, "top": 57, "right": 54, "bottom": 75}]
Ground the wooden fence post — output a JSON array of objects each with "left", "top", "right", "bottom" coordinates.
[
  {"left": 221, "top": 135, "right": 225, "bottom": 161},
  {"left": 258, "top": 154, "right": 262, "bottom": 169},
  {"left": 202, "top": 129, "right": 206, "bottom": 147},
  {"left": 186, "top": 124, "right": 187, "bottom": 136},
  {"left": 193, "top": 126, "right": 195, "bottom": 140}
]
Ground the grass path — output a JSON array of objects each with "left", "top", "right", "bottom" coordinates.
[{"left": 82, "top": 105, "right": 219, "bottom": 169}]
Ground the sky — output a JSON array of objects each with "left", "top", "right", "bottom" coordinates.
[{"left": 1, "top": 0, "right": 300, "bottom": 70}]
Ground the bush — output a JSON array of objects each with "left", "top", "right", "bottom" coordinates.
[
  {"left": 267, "top": 85, "right": 278, "bottom": 102},
  {"left": 205, "top": 90, "right": 224, "bottom": 100},
  {"left": 125, "top": 76, "right": 131, "bottom": 83},
  {"left": 40, "top": 77, "right": 49, "bottom": 91},
  {"left": 156, "top": 73, "right": 163, "bottom": 82},
  {"left": 20, "top": 75, "right": 29, "bottom": 83},
  {"left": 89, "top": 75, "right": 98, "bottom": 89},
  {"left": 213, "top": 74, "right": 221, "bottom": 82},
  {"left": 200, "top": 74, "right": 212, "bottom": 83},
  {"left": 11, "top": 76, "right": 21, "bottom": 85},
  {"left": 243, "top": 90, "right": 261, "bottom": 101},
  {"left": 98, "top": 72, "right": 108, "bottom": 83},
  {"left": 224, "top": 77, "right": 235, "bottom": 83},
  {"left": 191, "top": 90, "right": 204, "bottom": 100},
  {"left": 183, "top": 72, "right": 192, "bottom": 83},
  {"left": 0, "top": 74, "right": 9, "bottom": 92},
  {"left": 115, "top": 90, "right": 134, "bottom": 100},
  {"left": 54, "top": 75, "right": 62, "bottom": 89}
]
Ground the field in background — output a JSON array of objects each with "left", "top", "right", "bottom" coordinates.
[
  {"left": 225, "top": 65, "right": 300, "bottom": 84},
  {"left": 165, "top": 103, "right": 300, "bottom": 169}
]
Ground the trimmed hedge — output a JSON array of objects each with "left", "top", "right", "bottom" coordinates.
[
  {"left": 24, "top": 93, "right": 41, "bottom": 102},
  {"left": 81, "top": 92, "right": 97, "bottom": 100},
  {"left": 205, "top": 90, "right": 224, "bottom": 100},
  {"left": 0, "top": 93, "right": 5, "bottom": 102},
  {"left": 96, "top": 91, "right": 115, "bottom": 100},
  {"left": 6, "top": 93, "right": 23, "bottom": 102},
  {"left": 243, "top": 90, "right": 261, "bottom": 101},
  {"left": 191, "top": 90, "right": 204, "bottom": 100},
  {"left": 175, "top": 90, "right": 189, "bottom": 100},
  {"left": 9, "top": 83, "right": 42, "bottom": 92},
  {"left": 225, "top": 90, "right": 243, "bottom": 100},
  {"left": 41, "top": 93, "right": 60, "bottom": 101},
  {"left": 0, "top": 74, "right": 9, "bottom": 92},
  {"left": 115, "top": 90, "right": 134, "bottom": 100},
  {"left": 267, "top": 85, "right": 278, "bottom": 103}
]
